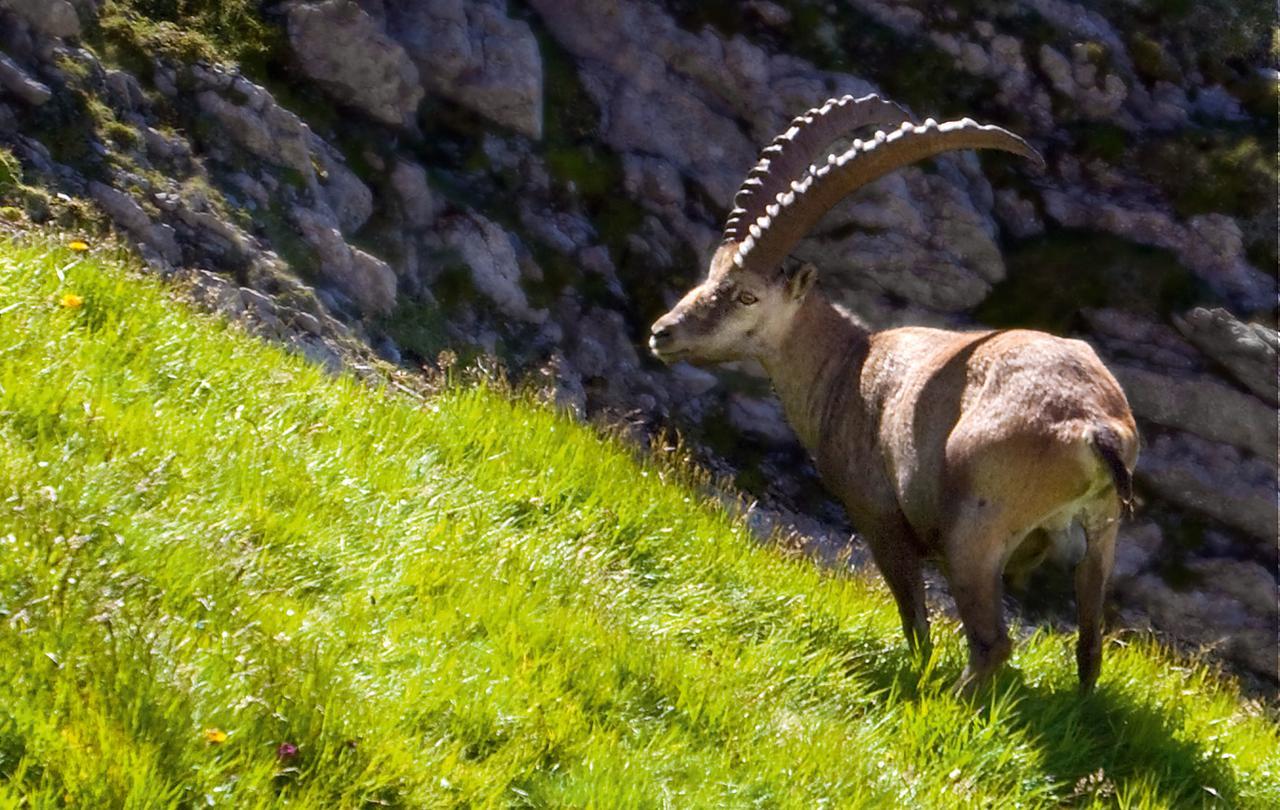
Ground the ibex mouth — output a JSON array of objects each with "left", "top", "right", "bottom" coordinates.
[
  {"left": 649, "top": 333, "right": 692, "bottom": 363},
  {"left": 648, "top": 336, "right": 686, "bottom": 362}
]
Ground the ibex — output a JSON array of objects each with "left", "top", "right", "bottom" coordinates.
[{"left": 649, "top": 95, "right": 1137, "bottom": 693}]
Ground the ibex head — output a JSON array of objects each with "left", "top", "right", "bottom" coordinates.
[
  {"left": 648, "top": 240, "right": 818, "bottom": 365},
  {"left": 649, "top": 94, "right": 1043, "bottom": 365}
]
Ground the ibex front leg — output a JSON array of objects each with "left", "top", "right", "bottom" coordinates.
[{"left": 862, "top": 514, "right": 930, "bottom": 655}]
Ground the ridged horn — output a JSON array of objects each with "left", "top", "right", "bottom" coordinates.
[
  {"left": 722, "top": 94, "right": 912, "bottom": 244},
  {"left": 732, "top": 117, "right": 1044, "bottom": 274}
]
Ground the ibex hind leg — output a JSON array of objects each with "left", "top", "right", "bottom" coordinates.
[
  {"left": 1075, "top": 496, "right": 1121, "bottom": 693},
  {"left": 942, "top": 504, "right": 1016, "bottom": 696}
]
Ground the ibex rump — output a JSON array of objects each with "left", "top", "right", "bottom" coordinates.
[{"left": 649, "top": 96, "right": 1138, "bottom": 692}]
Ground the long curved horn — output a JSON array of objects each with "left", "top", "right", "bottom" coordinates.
[
  {"left": 722, "top": 94, "right": 912, "bottom": 245},
  {"left": 733, "top": 117, "right": 1044, "bottom": 273}
]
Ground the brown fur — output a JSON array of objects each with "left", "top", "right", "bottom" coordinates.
[{"left": 652, "top": 255, "right": 1138, "bottom": 692}]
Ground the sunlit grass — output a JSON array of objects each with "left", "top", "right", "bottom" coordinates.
[{"left": 0, "top": 238, "right": 1276, "bottom": 807}]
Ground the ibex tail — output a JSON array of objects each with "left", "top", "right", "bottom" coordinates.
[{"left": 1090, "top": 425, "right": 1134, "bottom": 519}]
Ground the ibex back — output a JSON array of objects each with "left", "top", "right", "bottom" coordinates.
[{"left": 649, "top": 95, "right": 1138, "bottom": 693}]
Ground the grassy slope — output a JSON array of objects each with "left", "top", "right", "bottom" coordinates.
[{"left": 0, "top": 239, "right": 1275, "bottom": 808}]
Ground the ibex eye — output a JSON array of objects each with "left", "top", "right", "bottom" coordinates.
[{"left": 737, "top": 291, "right": 758, "bottom": 305}]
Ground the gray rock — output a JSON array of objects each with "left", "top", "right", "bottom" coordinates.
[
  {"left": 103, "top": 69, "right": 146, "bottom": 113},
  {"left": 182, "top": 269, "right": 245, "bottom": 319},
  {"left": 0, "top": 52, "right": 51, "bottom": 105},
  {"left": 176, "top": 201, "right": 255, "bottom": 263},
  {"left": 1188, "top": 559, "right": 1279, "bottom": 620},
  {"left": 577, "top": 245, "right": 622, "bottom": 296},
  {"left": 1043, "top": 189, "right": 1275, "bottom": 312},
  {"left": 1136, "top": 431, "right": 1276, "bottom": 541},
  {"left": 291, "top": 205, "right": 395, "bottom": 315},
  {"left": 440, "top": 212, "right": 546, "bottom": 323},
  {"left": 993, "top": 189, "right": 1044, "bottom": 238},
  {"left": 1112, "top": 521, "right": 1163, "bottom": 581},
  {"left": 567, "top": 306, "right": 645, "bottom": 398},
  {"left": 727, "top": 394, "right": 794, "bottom": 446},
  {"left": 1038, "top": 44, "right": 1075, "bottom": 99},
  {"left": 196, "top": 85, "right": 313, "bottom": 177},
  {"left": 622, "top": 155, "right": 685, "bottom": 209},
  {"left": 528, "top": 0, "right": 767, "bottom": 202},
  {"left": 0, "top": 0, "right": 81, "bottom": 38},
  {"left": 89, "top": 181, "right": 150, "bottom": 233},
  {"left": 1192, "top": 85, "right": 1246, "bottom": 121},
  {"left": 1111, "top": 364, "right": 1275, "bottom": 460},
  {"left": 1082, "top": 308, "right": 1203, "bottom": 374},
  {"left": 227, "top": 172, "right": 269, "bottom": 208},
  {"left": 519, "top": 205, "right": 595, "bottom": 255},
  {"left": 798, "top": 169, "right": 1005, "bottom": 315},
  {"left": 390, "top": 160, "right": 437, "bottom": 229},
  {"left": 89, "top": 181, "right": 181, "bottom": 265},
  {"left": 316, "top": 155, "right": 373, "bottom": 235},
  {"left": 287, "top": 0, "right": 422, "bottom": 127},
  {"left": 746, "top": 1, "right": 791, "bottom": 27},
  {"left": 384, "top": 0, "right": 543, "bottom": 138},
  {"left": 348, "top": 248, "right": 398, "bottom": 315},
  {"left": 669, "top": 363, "right": 719, "bottom": 397},
  {"left": 1126, "top": 572, "right": 1277, "bottom": 680},
  {"left": 1175, "top": 308, "right": 1278, "bottom": 405}
]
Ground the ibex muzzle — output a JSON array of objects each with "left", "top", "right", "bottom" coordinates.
[{"left": 650, "top": 95, "right": 1138, "bottom": 693}]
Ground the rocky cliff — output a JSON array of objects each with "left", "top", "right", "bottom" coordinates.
[{"left": 0, "top": 0, "right": 1274, "bottom": 685}]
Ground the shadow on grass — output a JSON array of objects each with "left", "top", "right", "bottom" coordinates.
[
  {"left": 843, "top": 642, "right": 1245, "bottom": 806},
  {"left": 1013, "top": 676, "right": 1242, "bottom": 806}
]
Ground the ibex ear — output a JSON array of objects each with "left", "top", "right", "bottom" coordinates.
[{"left": 787, "top": 262, "right": 817, "bottom": 301}]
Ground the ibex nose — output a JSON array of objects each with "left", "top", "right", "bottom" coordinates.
[{"left": 649, "top": 322, "right": 677, "bottom": 356}]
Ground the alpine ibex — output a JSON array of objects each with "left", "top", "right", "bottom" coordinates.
[{"left": 649, "top": 95, "right": 1138, "bottom": 693}]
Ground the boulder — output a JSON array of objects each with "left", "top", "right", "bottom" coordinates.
[
  {"left": 286, "top": 0, "right": 422, "bottom": 127},
  {"left": 1175, "top": 308, "right": 1278, "bottom": 405},
  {"left": 315, "top": 155, "right": 373, "bottom": 235},
  {"left": 348, "top": 248, "right": 399, "bottom": 315},
  {"left": 291, "top": 206, "right": 397, "bottom": 315},
  {"left": 88, "top": 181, "right": 181, "bottom": 266},
  {"left": 383, "top": 0, "right": 543, "bottom": 138},
  {"left": 1136, "top": 431, "right": 1276, "bottom": 541},
  {"left": 197, "top": 88, "right": 313, "bottom": 177},
  {"left": 727, "top": 394, "right": 794, "bottom": 446},
  {"left": 1111, "top": 364, "right": 1275, "bottom": 459},
  {"left": 0, "top": 52, "right": 51, "bottom": 106},
  {"left": 0, "top": 0, "right": 81, "bottom": 39},
  {"left": 390, "top": 160, "right": 437, "bottom": 229},
  {"left": 440, "top": 212, "right": 545, "bottom": 323}
]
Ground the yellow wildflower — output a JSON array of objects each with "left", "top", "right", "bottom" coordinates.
[
  {"left": 203, "top": 728, "right": 228, "bottom": 744},
  {"left": 68, "top": 240, "right": 90, "bottom": 252},
  {"left": 59, "top": 293, "right": 83, "bottom": 309}
]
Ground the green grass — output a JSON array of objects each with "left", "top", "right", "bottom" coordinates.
[{"left": 0, "top": 238, "right": 1276, "bottom": 807}]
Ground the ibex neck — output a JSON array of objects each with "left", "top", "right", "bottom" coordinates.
[{"left": 761, "top": 293, "right": 870, "bottom": 453}]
